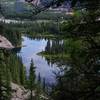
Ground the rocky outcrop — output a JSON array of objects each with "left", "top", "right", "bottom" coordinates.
[
  {"left": 0, "top": 35, "right": 14, "bottom": 49},
  {"left": 11, "top": 83, "right": 35, "bottom": 100},
  {"left": 11, "top": 83, "right": 49, "bottom": 100}
]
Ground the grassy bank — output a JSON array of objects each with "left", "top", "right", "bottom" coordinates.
[{"left": 37, "top": 51, "right": 70, "bottom": 59}]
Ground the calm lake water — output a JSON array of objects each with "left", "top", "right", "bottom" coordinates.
[{"left": 18, "top": 36, "right": 62, "bottom": 85}]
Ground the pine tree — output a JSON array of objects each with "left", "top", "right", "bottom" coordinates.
[
  {"left": 43, "top": 78, "right": 46, "bottom": 92},
  {"left": 0, "top": 59, "right": 11, "bottom": 100},
  {"left": 0, "top": 64, "right": 4, "bottom": 100},
  {"left": 5, "top": 68, "right": 11, "bottom": 100},
  {"left": 19, "top": 57, "right": 26, "bottom": 86},
  {"left": 35, "top": 73, "right": 42, "bottom": 100},
  {"left": 29, "top": 59, "right": 36, "bottom": 100},
  {"left": 38, "top": 72, "right": 41, "bottom": 83}
]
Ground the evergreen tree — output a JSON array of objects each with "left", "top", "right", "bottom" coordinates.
[
  {"left": 0, "top": 63, "right": 5, "bottom": 100},
  {"left": 0, "top": 55, "right": 11, "bottom": 100},
  {"left": 4, "top": 68, "right": 11, "bottom": 100},
  {"left": 38, "top": 72, "right": 41, "bottom": 83},
  {"left": 19, "top": 57, "right": 26, "bottom": 86},
  {"left": 43, "top": 77, "right": 46, "bottom": 92},
  {"left": 29, "top": 59, "right": 36, "bottom": 100}
]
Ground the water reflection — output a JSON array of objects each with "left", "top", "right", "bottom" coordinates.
[{"left": 18, "top": 36, "right": 62, "bottom": 85}]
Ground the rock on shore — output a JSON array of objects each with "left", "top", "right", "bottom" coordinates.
[{"left": 0, "top": 35, "right": 14, "bottom": 49}]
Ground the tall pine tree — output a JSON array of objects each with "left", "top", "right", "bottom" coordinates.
[{"left": 29, "top": 59, "right": 36, "bottom": 100}]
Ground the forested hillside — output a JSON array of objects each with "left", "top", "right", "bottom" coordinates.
[{"left": 0, "top": 0, "right": 71, "bottom": 20}]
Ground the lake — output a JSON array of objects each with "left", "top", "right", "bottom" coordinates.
[{"left": 18, "top": 36, "right": 63, "bottom": 86}]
